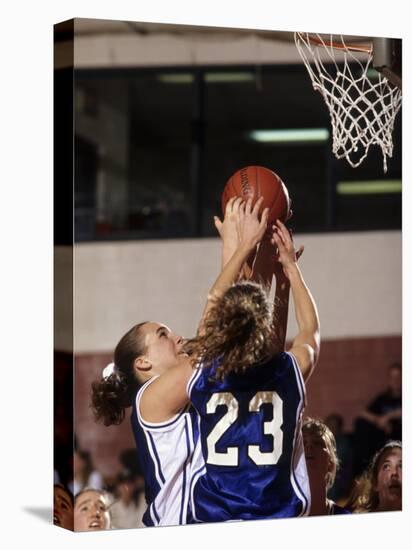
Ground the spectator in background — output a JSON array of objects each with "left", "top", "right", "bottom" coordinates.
[
  {"left": 348, "top": 441, "right": 401, "bottom": 513},
  {"left": 74, "top": 489, "right": 112, "bottom": 531},
  {"left": 345, "top": 471, "right": 371, "bottom": 513},
  {"left": 353, "top": 363, "right": 402, "bottom": 476},
  {"left": 69, "top": 448, "right": 104, "bottom": 496},
  {"left": 119, "top": 448, "right": 144, "bottom": 479},
  {"left": 324, "top": 413, "right": 353, "bottom": 501},
  {"left": 110, "top": 470, "right": 146, "bottom": 529},
  {"left": 302, "top": 418, "right": 351, "bottom": 516},
  {"left": 54, "top": 484, "right": 74, "bottom": 530}
]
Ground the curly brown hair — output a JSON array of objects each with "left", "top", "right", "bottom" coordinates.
[{"left": 184, "top": 281, "right": 279, "bottom": 380}]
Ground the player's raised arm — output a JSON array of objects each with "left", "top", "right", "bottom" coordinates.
[
  {"left": 198, "top": 197, "right": 269, "bottom": 335},
  {"left": 271, "top": 220, "right": 320, "bottom": 381},
  {"left": 214, "top": 196, "right": 255, "bottom": 278}
]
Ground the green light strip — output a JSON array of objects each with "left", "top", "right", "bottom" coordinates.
[
  {"left": 205, "top": 72, "right": 255, "bottom": 83},
  {"left": 366, "top": 68, "right": 381, "bottom": 80},
  {"left": 337, "top": 180, "right": 402, "bottom": 195},
  {"left": 157, "top": 74, "right": 193, "bottom": 84},
  {"left": 249, "top": 128, "right": 329, "bottom": 143},
  {"left": 157, "top": 72, "right": 255, "bottom": 84}
]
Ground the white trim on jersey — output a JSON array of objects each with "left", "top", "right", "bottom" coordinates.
[
  {"left": 181, "top": 412, "right": 194, "bottom": 521},
  {"left": 287, "top": 351, "right": 311, "bottom": 516},
  {"left": 136, "top": 376, "right": 190, "bottom": 431},
  {"left": 287, "top": 351, "right": 308, "bottom": 407},
  {"left": 188, "top": 415, "right": 206, "bottom": 523},
  {"left": 186, "top": 363, "right": 202, "bottom": 398},
  {"left": 134, "top": 379, "right": 198, "bottom": 526},
  {"left": 149, "top": 499, "right": 159, "bottom": 526}
]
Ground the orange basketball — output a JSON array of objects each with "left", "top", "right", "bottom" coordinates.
[{"left": 221, "top": 165, "right": 290, "bottom": 224}]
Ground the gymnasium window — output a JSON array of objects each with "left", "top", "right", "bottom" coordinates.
[{"left": 73, "top": 65, "right": 401, "bottom": 241}]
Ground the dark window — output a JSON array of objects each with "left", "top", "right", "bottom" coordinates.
[{"left": 73, "top": 65, "right": 401, "bottom": 241}]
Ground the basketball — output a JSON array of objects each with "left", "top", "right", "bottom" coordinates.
[{"left": 221, "top": 166, "right": 291, "bottom": 224}]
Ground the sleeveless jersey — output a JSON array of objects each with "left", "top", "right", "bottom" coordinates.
[
  {"left": 130, "top": 376, "right": 200, "bottom": 527},
  {"left": 187, "top": 351, "right": 310, "bottom": 522},
  {"left": 331, "top": 502, "right": 351, "bottom": 515}
]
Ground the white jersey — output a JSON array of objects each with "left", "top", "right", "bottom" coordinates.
[{"left": 130, "top": 376, "right": 201, "bottom": 526}]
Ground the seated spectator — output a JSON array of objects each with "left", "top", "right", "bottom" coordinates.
[
  {"left": 74, "top": 489, "right": 112, "bottom": 531},
  {"left": 69, "top": 448, "right": 104, "bottom": 496},
  {"left": 53, "top": 484, "right": 74, "bottom": 530},
  {"left": 324, "top": 413, "right": 353, "bottom": 501},
  {"left": 110, "top": 470, "right": 146, "bottom": 529},
  {"left": 303, "top": 418, "right": 351, "bottom": 516},
  {"left": 353, "top": 363, "right": 402, "bottom": 476},
  {"left": 348, "top": 441, "right": 401, "bottom": 513}
]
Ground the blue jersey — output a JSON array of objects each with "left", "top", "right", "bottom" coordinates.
[
  {"left": 130, "top": 377, "right": 200, "bottom": 527},
  {"left": 331, "top": 503, "right": 351, "bottom": 515},
  {"left": 187, "top": 351, "right": 310, "bottom": 522}
]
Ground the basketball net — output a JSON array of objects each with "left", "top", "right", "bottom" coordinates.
[{"left": 294, "top": 33, "right": 402, "bottom": 172}]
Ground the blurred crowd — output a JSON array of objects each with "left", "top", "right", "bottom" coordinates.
[
  {"left": 54, "top": 447, "right": 146, "bottom": 531},
  {"left": 54, "top": 362, "right": 401, "bottom": 531}
]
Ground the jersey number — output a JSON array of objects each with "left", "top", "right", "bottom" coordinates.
[{"left": 206, "top": 391, "right": 283, "bottom": 467}]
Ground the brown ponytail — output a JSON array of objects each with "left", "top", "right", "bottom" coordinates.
[
  {"left": 185, "top": 282, "right": 276, "bottom": 380},
  {"left": 91, "top": 322, "right": 147, "bottom": 426}
]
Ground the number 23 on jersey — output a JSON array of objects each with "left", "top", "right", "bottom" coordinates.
[{"left": 206, "top": 391, "right": 284, "bottom": 467}]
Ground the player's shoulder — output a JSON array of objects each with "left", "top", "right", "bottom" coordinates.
[
  {"left": 187, "top": 360, "right": 215, "bottom": 397},
  {"left": 266, "top": 350, "right": 298, "bottom": 371},
  {"left": 243, "top": 351, "right": 298, "bottom": 384}
]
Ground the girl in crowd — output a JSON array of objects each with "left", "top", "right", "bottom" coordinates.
[
  {"left": 302, "top": 418, "right": 351, "bottom": 515},
  {"left": 347, "top": 440, "right": 401, "bottom": 513},
  {"left": 74, "top": 489, "right": 112, "bottom": 531}
]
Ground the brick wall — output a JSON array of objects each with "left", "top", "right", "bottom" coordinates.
[{"left": 303, "top": 336, "right": 401, "bottom": 431}]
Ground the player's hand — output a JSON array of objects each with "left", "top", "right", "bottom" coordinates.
[
  {"left": 273, "top": 228, "right": 304, "bottom": 265},
  {"left": 238, "top": 196, "right": 269, "bottom": 250},
  {"left": 214, "top": 196, "right": 243, "bottom": 246},
  {"left": 271, "top": 219, "right": 304, "bottom": 278}
]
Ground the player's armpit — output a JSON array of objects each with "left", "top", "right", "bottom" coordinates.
[
  {"left": 139, "top": 360, "right": 194, "bottom": 423},
  {"left": 289, "top": 342, "right": 318, "bottom": 382}
]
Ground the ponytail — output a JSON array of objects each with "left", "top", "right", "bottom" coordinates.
[{"left": 91, "top": 322, "right": 147, "bottom": 426}]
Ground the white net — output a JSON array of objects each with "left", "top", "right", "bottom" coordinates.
[{"left": 294, "top": 33, "right": 402, "bottom": 172}]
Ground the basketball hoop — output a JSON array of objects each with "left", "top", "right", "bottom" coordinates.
[{"left": 294, "top": 33, "right": 402, "bottom": 172}]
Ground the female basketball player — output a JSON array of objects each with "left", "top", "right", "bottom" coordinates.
[
  {"left": 302, "top": 418, "right": 350, "bottom": 515},
  {"left": 91, "top": 196, "right": 271, "bottom": 526},
  {"left": 183, "top": 217, "right": 320, "bottom": 522}
]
